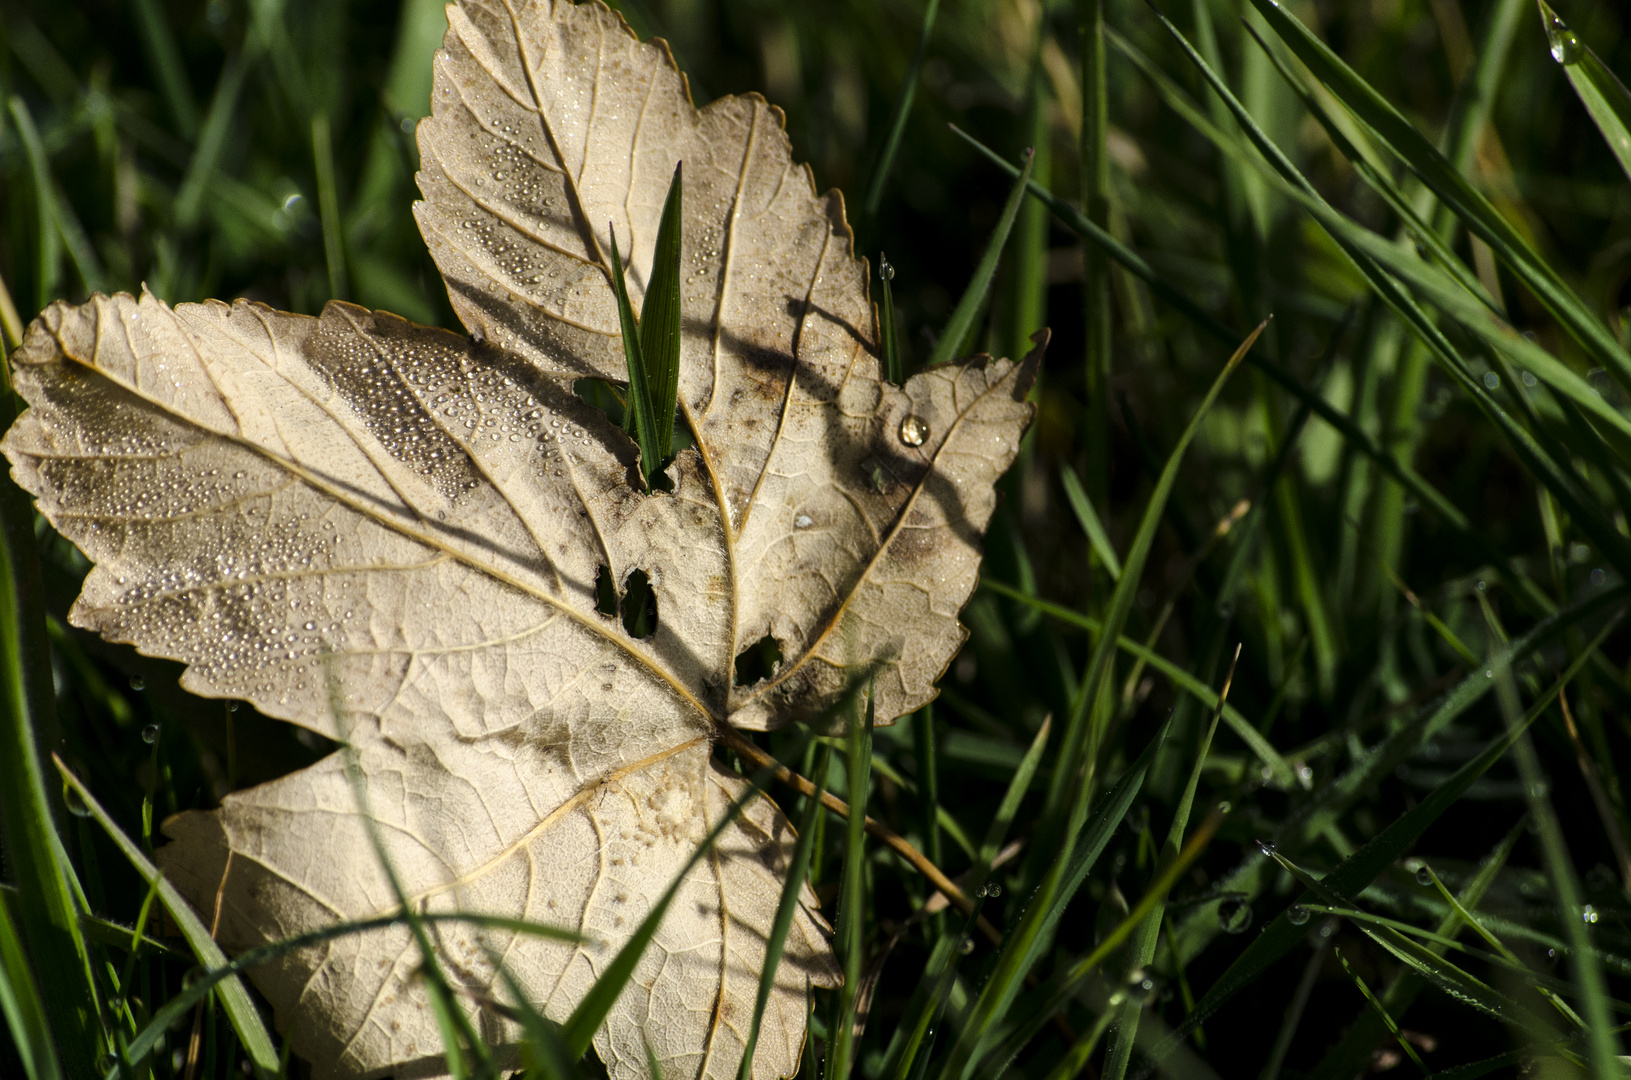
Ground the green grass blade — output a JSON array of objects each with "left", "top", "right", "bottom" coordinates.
[
  {"left": 1080, "top": 0, "right": 1111, "bottom": 506},
  {"left": 863, "top": 0, "right": 940, "bottom": 217},
  {"left": 0, "top": 389, "right": 97, "bottom": 1077},
  {"left": 609, "top": 226, "right": 663, "bottom": 489},
  {"left": 55, "top": 761, "right": 280, "bottom": 1077},
  {"left": 0, "top": 877, "right": 63, "bottom": 1080},
  {"left": 882, "top": 897, "right": 988, "bottom": 1080},
  {"left": 879, "top": 255, "right": 904, "bottom": 383},
  {"left": 1333, "top": 948, "right": 1430, "bottom": 1076},
  {"left": 1102, "top": 651, "right": 1237, "bottom": 1080},
  {"left": 981, "top": 579, "right": 1294, "bottom": 787},
  {"left": 130, "top": 0, "right": 200, "bottom": 138},
  {"left": 1059, "top": 463, "right": 1121, "bottom": 581},
  {"left": 1489, "top": 636, "right": 1624, "bottom": 1070},
  {"left": 1047, "top": 321, "right": 1271, "bottom": 820},
  {"left": 10, "top": 98, "right": 62, "bottom": 311},
  {"left": 738, "top": 745, "right": 830, "bottom": 1080},
  {"left": 1245, "top": 0, "right": 1631, "bottom": 398},
  {"left": 927, "top": 149, "right": 1035, "bottom": 368},
  {"left": 1308, "top": 820, "right": 1527, "bottom": 1080},
  {"left": 311, "top": 111, "right": 350, "bottom": 301},
  {"left": 105, "top": 909, "right": 585, "bottom": 1077},
  {"left": 175, "top": 51, "right": 252, "bottom": 233},
  {"left": 560, "top": 735, "right": 811, "bottom": 1057},
  {"left": 826, "top": 690, "right": 873, "bottom": 1080},
  {"left": 1134, "top": 603, "right": 1623, "bottom": 1076},
  {"left": 1540, "top": 2, "right": 1631, "bottom": 184},
  {"left": 640, "top": 163, "right": 684, "bottom": 456}
]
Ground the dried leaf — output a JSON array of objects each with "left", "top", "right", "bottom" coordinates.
[{"left": 0, "top": 2, "right": 1042, "bottom": 1078}]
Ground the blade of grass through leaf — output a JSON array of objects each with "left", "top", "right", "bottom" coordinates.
[
  {"left": 739, "top": 744, "right": 831, "bottom": 1080},
  {"left": 640, "top": 163, "right": 684, "bottom": 456},
  {"left": 1102, "top": 648, "right": 1239, "bottom": 1080},
  {"left": 863, "top": 0, "right": 940, "bottom": 218},
  {"left": 54, "top": 760, "right": 279, "bottom": 1078},
  {"left": 826, "top": 689, "right": 873, "bottom": 1080},
  {"left": 609, "top": 225, "right": 662, "bottom": 489},
  {"left": 879, "top": 256, "right": 904, "bottom": 383},
  {"left": 927, "top": 149, "right": 1034, "bottom": 368},
  {"left": 1244, "top": 0, "right": 1631, "bottom": 400},
  {"left": 1132, "top": 605, "right": 1624, "bottom": 1078}
]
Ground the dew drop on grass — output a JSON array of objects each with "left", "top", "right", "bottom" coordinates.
[
  {"left": 985, "top": 883, "right": 1002, "bottom": 897},
  {"left": 64, "top": 785, "right": 91, "bottom": 818},
  {"left": 1255, "top": 838, "right": 1276, "bottom": 856},
  {"left": 130, "top": 675, "right": 146, "bottom": 691},
  {"left": 1286, "top": 904, "right": 1310, "bottom": 926},
  {"left": 960, "top": 936, "right": 975, "bottom": 955},
  {"left": 142, "top": 723, "right": 160, "bottom": 744},
  {"left": 1544, "top": 8, "right": 1584, "bottom": 65},
  {"left": 1415, "top": 865, "right": 1434, "bottom": 887},
  {"left": 1582, "top": 904, "right": 1600, "bottom": 924},
  {"left": 1217, "top": 898, "right": 1252, "bottom": 934}
]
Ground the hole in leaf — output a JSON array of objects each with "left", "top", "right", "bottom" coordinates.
[
  {"left": 733, "top": 633, "right": 783, "bottom": 686},
  {"left": 594, "top": 564, "right": 617, "bottom": 617},
  {"left": 621, "top": 569, "right": 658, "bottom": 639}
]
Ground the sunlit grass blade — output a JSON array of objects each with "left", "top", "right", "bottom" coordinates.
[
  {"left": 561, "top": 733, "right": 812, "bottom": 1057},
  {"left": 825, "top": 689, "right": 873, "bottom": 1080},
  {"left": 0, "top": 880, "right": 63, "bottom": 1080},
  {"left": 1136, "top": 605, "right": 1623, "bottom": 1076},
  {"left": 879, "top": 255, "right": 903, "bottom": 384},
  {"left": 640, "top": 163, "right": 684, "bottom": 455},
  {"left": 863, "top": 0, "right": 940, "bottom": 218},
  {"left": 55, "top": 759, "right": 280, "bottom": 1078},
  {"left": 1244, "top": 0, "right": 1631, "bottom": 398},
  {"left": 1102, "top": 648, "right": 1239, "bottom": 1080},
  {"left": 1046, "top": 320, "right": 1271, "bottom": 821},
  {"left": 1333, "top": 947, "right": 1429, "bottom": 1077},
  {"left": 1059, "top": 463, "right": 1120, "bottom": 581},
  {"left": 608, "top": 225, "right": 663, "bottom": 490},
  {"left": 739, "top": 744, "right": 830, "bottom": 1080},
  {"left": 927, "top": 149, "right": 1034, "bottom": 368},
  {"left": 1539, "top": 3, "right": 1631, "bottom": 183}
]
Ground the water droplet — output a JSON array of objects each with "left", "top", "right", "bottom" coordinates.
[
  {"left": 898, "top": 415, "right": 929, "bottom": 447},
  {"left": 1544, "top": 6, "right": 1584, "bottom": 64},
  {"left": 1416, "top": 865, "right": 1434, "bottom": 887},
  {"left": 985, "top": 883, "right": 1002, "bottom": 897},
  {"left": 141, "top": 724, "right": 160, "bottom": 745},
  {"left": 1482, "top": 370, "right": 1500, "bottom": 390},
  {"left": 1286, "top": 904, "right": 1310, "bottom": 926},
  {"left": 129, "top": 675, "right": 146, "bottom": 691},
  {"left": 1217, "top": 801, "right": 1232, "bottom": 814},
  {"left": 960, "top": 936, "right": 975, "bottom": 955},
  {"left": 1591, "top": 568, "right": 1606, "bottom": 586},
  {"left": 794, "top": 514, "right": 813, "bottom": 529},
  {"left": 1217, "top": 898, "right": 1253, "bottom": 934},
  {"left": 880, "top": 259, "right": 895, "bottom": 282},
  {"left": 63, "top": 785, "right": 91, "bottom": 818},
  {"left": 1582, "top": 904, "right": 1599, "bottom": 924},
  {"left": 1255, "top": 838, "right": 1276, "bottom": 857}
]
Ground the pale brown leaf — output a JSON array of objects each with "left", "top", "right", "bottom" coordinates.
[{"left": 0, "top": 2, "right": 1041, "bottom": 1078}]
